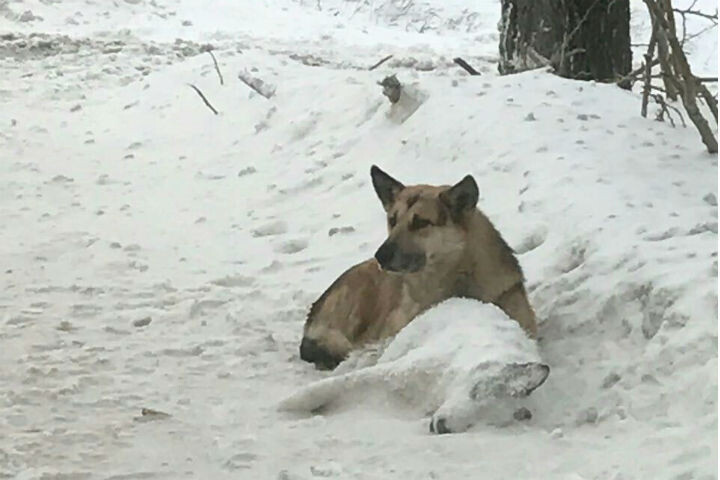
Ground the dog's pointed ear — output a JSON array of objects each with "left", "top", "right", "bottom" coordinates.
[
  {"left": 503, "top": 362, "right": 550, "bottom": 397},
  {"left": 371, "top": 165, "right": 404, "bottom": 211},
  {"left": 469, "top": 361, "right": 549, "bottom": 400},
  {"left": 439, "top": 175, "right": 479, "bottom": 217}
]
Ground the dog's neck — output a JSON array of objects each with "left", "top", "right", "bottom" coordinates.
[
  {"left": 459, "top": 210, "right": 523, "bottom": 301},
  {"left": 399, "top": 252, "right": 479, "bottom": 309}
]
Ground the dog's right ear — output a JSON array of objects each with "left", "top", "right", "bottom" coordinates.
[
  {"left": 439, "top": 175, "right": 479, "bottom": 219},
  {"left": 371, "top": 165, "right": 404, "bottom": 212}
]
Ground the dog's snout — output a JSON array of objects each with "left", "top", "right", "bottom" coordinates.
[
  {"left": 374, "top": 242, "right": 397, "bottom": 267},
  {"left": 299, "top": 337, "right": 341, "bottom": 370}
]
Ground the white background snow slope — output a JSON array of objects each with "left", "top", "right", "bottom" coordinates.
[{"left": 0, "top": 0, "right": 717, "bottom": 479}]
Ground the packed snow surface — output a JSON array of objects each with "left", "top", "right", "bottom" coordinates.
[{"left": 0, "top": 0, "right": 717, "bottom": 479}]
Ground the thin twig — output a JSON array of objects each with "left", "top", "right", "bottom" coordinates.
[
  {"left": 616, "top": 58, "right": 660, "bottom": 88},
  {"left": 652, "top": 93, "right": 686, "bottom": 127},
  {"left": 683, "top": 23, "right": 718, "bottom": 44},
  {"left": 644, "top": 0, "right": 717, "bottom": 152},
  {"left": 453, "top": 57, "right": 481, "bottom": 76},
  {"left": 673, "top": 7, "right": 718, "bottom": 23},
  {"left": 641, "top": 24, "right": 658, "bottom": 117},
  {"left": 207, "top": 50, "right": 224, "bottom": 86},
  {"left": 696, "top": 77, "right": 718, "bottom": 83},
  {"left": 188, "top": 84, "right": 219, "bottom": 115},
  {"left": 654, "top": 4, "right": 678, "bottom": 100},
  {"left": 697, "top": 81, "right": 718, "bottom": 120},
  {"left": 369, "top": 55, "right": 393, "bottom": 71},
  {"left": 653, "top": 94, "right": 676, "bottom": 126}
]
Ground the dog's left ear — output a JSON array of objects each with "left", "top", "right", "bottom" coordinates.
[
  {"left": 439, "top": 175, "right": 479, "bottom": 217},
  {"left": 371, "top": 165, "right": 404, "bottom": 212}
]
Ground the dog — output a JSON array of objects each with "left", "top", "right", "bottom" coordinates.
[{"left": 300, "top": 165, "right": 537, "bottom": 370}]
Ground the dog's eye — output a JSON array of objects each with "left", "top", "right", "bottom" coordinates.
[
  {"left": 410, "top": 215, "right": 431, "bottom": 230},
  {"left": 388, "top": 213, "right": 397, "bottom": 227}
]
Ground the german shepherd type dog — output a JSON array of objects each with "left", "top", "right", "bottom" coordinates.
[{"left": 300, "top": 165, "right": 537, "bottom": 370}]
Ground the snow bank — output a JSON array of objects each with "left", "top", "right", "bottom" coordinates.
[{"left": 279, "top": 299, "right": 548, "bottom": 433}]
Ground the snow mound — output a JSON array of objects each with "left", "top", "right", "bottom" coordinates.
[{"left": 279, "top": 298, "right": 549, "bottom": 433}]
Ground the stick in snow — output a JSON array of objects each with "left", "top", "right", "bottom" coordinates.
[
  {"left": 369, "top": 55, "right": 393, "bottom": 71},
  {"left": 453, "top": 57, "right": 481, "bottom": 76},
  {"left": 207, "top": 50, "right": 224, "bottom": 86},
  {"left": 378, "top": 74, "right": 402, "bottom": 104},
  {"left": 238, "top": 71, "right": 275, "bottom": 99},
  {"left": 188, "top": 84, "right": 219, "bottom": 115}
]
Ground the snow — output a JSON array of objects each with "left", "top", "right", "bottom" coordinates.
[
  {"left": 0, "top": 0, "right": 717, "bottom": 479},
  {"left": 279, "top": 298, "right": 546, "bottom": 435}
]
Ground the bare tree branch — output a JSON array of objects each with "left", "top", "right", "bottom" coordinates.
[
  {"left": 453, "top": 57, "right": 481, "bottom": 76},
  {"left": 652, "top": 93, "right": 686, "bottom": 127},
  {"left": 673, "top": 6, "right": 718, "bottom": 23},
  {"left": 207, "top": 50, "right": 224, "bottom": 86},
  {"left": 683, "top": 23, "right": 718, "bottom": 44},
  {"left": 187, "top": 84, "right": 219, "bottom": 115},
  {"left": 697, "top": 81, "right": 718, "bottom": 120},
  {"left": 672, "top": 0, "right": 717, "bottom": 46},
  {"left": 641, "top": 24, "right": 658, "bottom": 117},
  {"left": 616, "top": 57, "right": 660, "bottom": 88},
  {"left": 643, "top": 0, "right": 717, "bottom": 153},
  {"left": 369, "top": 55, "right": 393, "bottom": 71}
]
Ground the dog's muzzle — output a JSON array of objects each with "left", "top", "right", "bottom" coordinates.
[
  {"left": 374, "top": 241, "right": 426, "bottom": 273},
  {"left": 299, "top": 337, "right": 342, "bottom": 370}
]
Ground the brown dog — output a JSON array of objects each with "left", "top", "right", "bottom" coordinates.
[{"left": 299, "top": 165, "right": 537, "bottom": 369}]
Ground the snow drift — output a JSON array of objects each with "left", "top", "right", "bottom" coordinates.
[{"left": 279, "top": 298, "right": 549, "bottom": 433}]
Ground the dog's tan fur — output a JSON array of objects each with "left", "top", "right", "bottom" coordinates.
[{"left": 300, "top": 166, "right": 536, "bottom": 369}]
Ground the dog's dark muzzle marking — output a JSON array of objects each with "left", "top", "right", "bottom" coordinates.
[
  {"left": 299, "top": 337, "right": 342, "bottom": 370},
  {"left": 375, "top": 242, "right": 426, "bottom": 273},
  {"left": 374, "top": 241, "right": 397, "bottom": 268}
]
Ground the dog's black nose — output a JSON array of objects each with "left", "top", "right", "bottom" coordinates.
[
  {"left": 374, "top": 241, "right": 397, "bottom": 268},
  {"left": 299, "top": 337, "right": 341, "bottom": 370}
]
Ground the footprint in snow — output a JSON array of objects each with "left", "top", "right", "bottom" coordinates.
[
  {"left": 49, "top": 175, "right": 74, "bottom": 184},
  {"left": 275, "top": 238, "right": 308, "bottom": 255},
  {"left": 643, "top": 228, "right": 681, "bottom": 242},
  {"left": 556, "top": 242, "right": 588, "bottom": 273},
  {"left": 211, "top": 275, "right": 254, "bottom": 288},
  {"left": 189, "top": 299, "right": 228, "bottom": 318},
  {"left": 252, "top": 220, "right": 287, "bottom": 238},
  {"left": 514, "top": 227, "right": 548, "bottom": 255}
]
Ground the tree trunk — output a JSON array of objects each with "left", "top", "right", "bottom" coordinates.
[{"left": 499, "top": 0, "right": 632, "bottom": 83}]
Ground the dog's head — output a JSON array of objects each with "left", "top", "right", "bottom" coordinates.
[{"left": 370, "top": 165, "right": 479, "bottom": 274}]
